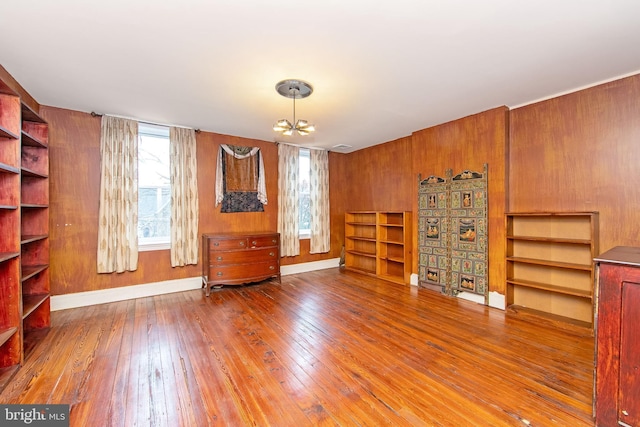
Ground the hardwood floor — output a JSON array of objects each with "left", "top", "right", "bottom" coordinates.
[{"left": 0, "top": 268, "right": 595, "bottom": 426}]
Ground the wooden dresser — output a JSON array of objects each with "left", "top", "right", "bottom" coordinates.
[
  {"left": 202, "top": 232, "right": 280, "bottom": 296},
  {"left": 594, "top": 246, "right": 640, "bottom": 427}
]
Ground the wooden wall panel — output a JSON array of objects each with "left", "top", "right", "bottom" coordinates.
[
  {"left": 336, "top": 137, "right": 413, "bottom": 212},
  {"left": 411, "top": 107, "right": 509, "bottom": 295},
  {"left": 42, "top": 106, "right": 337, "bottom": 295},
  {"left": 328, "top": 137, "right": 413, "bottom": 271},
  {"left": 509, "top": 74, "right": 640, "bottom": 254},
  {"left": 43, "top": 107, "right": 199, "bottom": 295},
  {"left": 196, "top": 131, "right": 278, "bottom": 235}
]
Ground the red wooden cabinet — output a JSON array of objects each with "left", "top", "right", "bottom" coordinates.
[{"left": 594, "top": 246, "right": 640, "bottom": 427}]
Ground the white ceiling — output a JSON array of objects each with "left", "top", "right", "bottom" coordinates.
[{"left": 1, "top": 0, "right": 639, "bottom": 153}]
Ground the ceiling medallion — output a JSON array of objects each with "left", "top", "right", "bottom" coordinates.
[{"left": 272, "top": 79, "right": 315, "bottom": 136}]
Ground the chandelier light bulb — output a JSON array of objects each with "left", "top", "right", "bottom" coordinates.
[{"left": 273, "top": 79, "right": 315, "bottom": 136}]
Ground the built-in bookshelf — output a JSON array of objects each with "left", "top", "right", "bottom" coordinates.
[
  {"left": 345, "top": 211, "right": 412, "bottom": 285},
  {"left": 506, "top": 212, "right": 599, "bottom": 329},
  {"left": 0, "top": 75, "right": 50, "bottom": 392},
  {"left": 0, "top": 78, "right": 23, "bottom": 390},
  {"left": 20, "top": 102, "right": 50, "bottom": 357}
]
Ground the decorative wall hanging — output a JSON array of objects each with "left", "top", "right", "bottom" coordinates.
[
  {"left": 418, "top": 164, "right": 488, "bottom": 299},
  {"left": 215, "top": 144, "right": 267, "bottom": 213}
]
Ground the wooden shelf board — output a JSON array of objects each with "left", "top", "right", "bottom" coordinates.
[
  {"left": 21, "top": 234, "right": 48, "bottom": 245},
  {"left": 0, "top": 327, "right": 18, "bottom": 348},
  {"left": 23, "top": 328, "right": 49, "bottom": 358},
  {"left": 506, "top": 305, "right": 593, "bottom": 336},
  {"left": 22, "top": 294, "right": 50, "bottom": 319},
  {"left": 0, "top": 252, "right": 20, "bottom": 263},
  {"left": 0, "top": 364, "right": 20, "bottom": 392},
  {"left": 345, "top": 222, "right": 376, "bottom": 226},
  {"left": 0, "top": 162, "right": 20, "bottom": 174},
  {"left": 344, "top": 266, "right": 376, "bottom": 276},
  {"left": 21, "top": 103, "right": 46, "bottom": 123},
  {"left": 507, "top": 278, "right": 592, "bottom": 299},
  {"left": 380, "top": 256, "right": 405, "bottom": 263},
  {"left": 0, "top": 204, "right": 18, "bottom": 210},
  {"left": 506, "top": 256, "right": 592, "bottom": 271},
  {"left": 346, "top": 235, "right": 376, "bottom": 242},
  {"left": 21, "top": 130, "right": 47, "bottom": 148},
  {"left": 506, "top": 212, "right": 597, "bottom": 217},
  {"left": 22, "top": 264, "right": 49, "bottom": 282},
  {"left": 346, "top": 250, "right": 376, "bottom": 258},
  {"left": 0, "top": 124, "right": 19, "bottom": 140},
  {"left": 20, "top": 203, "right": 48, "bottom": 209},
  {"left": 379, "top": 223, "right": 404, "bottom": 228},
  {"left": 507, "top": 235, "right": 592, "bottom": 245},
  {"left": 20, "top": 167, "right": 48, "bottom": 178},
  {"left": 378, "top": 274, "right": 405, "bottom": 285},
  {"left": 380, "top": 239, "right": 404, "bottom": 245}
]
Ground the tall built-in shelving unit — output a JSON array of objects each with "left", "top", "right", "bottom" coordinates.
[
  {"left": 20, "top": 102, "right": 50, "bottom": 355},
  {"left": 344, "top": 211, "right": 378, "bottom": 276},
  {"left": 0, "top": 78, "right": 23, "bottom": 389},
  {"left": 345, "top": 211, "right": 412, "bottom": 285},
  {"left": 0, "top": 75, "right": 50, "bottom": 391},
  {"left": 505, "top": 212, "right": 598, "bottom": 329}
]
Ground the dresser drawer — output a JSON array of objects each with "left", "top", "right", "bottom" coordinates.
[
  {"left": 209, "top": 247, "right": 278, "bottom": 264},
  {"left": 208, "top": 237, "right": 248, "bottom": 251},
  {"left": 209, "top": 261, "right": 279, "bottom": 281},
  {"left": 247, "top": 235, "right": 280, "bottom": 248}
]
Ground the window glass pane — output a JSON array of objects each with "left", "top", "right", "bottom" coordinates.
[
  {"left": 138, "top": 124, "right": 170, "bottom": 245},
  {"left": 299, "top": 149, "right": 311, "bottom": 236}
]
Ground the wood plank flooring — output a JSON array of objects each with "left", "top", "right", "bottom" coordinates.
[{"left": 0, "top": 268, "right": 595, "bottom": 426}]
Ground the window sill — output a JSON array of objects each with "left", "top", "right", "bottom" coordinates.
[{"left": 139, "top": 242, "right": 170, "bottom": 252}]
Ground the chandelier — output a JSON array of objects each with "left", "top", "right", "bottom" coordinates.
[{"left": 272, "top": 79, "right": 315, "bottom": 136}]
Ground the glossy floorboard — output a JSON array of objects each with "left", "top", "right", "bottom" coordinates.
[{"left": 0, "top": 268, "right": 595, "bottom": 426}]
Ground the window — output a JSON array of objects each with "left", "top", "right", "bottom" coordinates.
[
  {"left": 138, "top": 123, "right": 170, "bottom": 250},
  {"left": 299, "top": 149, "right": 311, "bottom": 239}
]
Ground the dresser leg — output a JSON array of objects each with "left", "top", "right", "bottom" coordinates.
[{"left": 202, "top": 277, "right": 210, "bottom": 297}]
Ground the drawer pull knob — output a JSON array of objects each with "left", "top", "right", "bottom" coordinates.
[
  {"left": 214, "top": 242, "right": 219, "bottom": 247},
  {"left": 252, "top": 240, "right": 257, "bottom": 245},
  {"left": 269, "top": 265, "right": 275, "bottom": 270},
  {"left": 272, "top": 239, "right": 277, "bottom": 243},
  {"left": 216, "top": 272, "right": 223, "bottom": 276},
  {"left": 269, "top": 252, "right": 275, "bottom": 257},
  {"left": 239, "top": 241, "right": 245, "bottom": 246},
  {"left": 216, "top": 256, "right": 223, "bottom": 261}
]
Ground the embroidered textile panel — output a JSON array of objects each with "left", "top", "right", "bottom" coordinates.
[
  {"left": 417, "top": 164, "right": 489, "bottom": 298},
  {"left": 220, "top": 146, "right": 264, "bottom": 213}
]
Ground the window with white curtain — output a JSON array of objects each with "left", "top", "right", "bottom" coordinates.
[
  {"left": 299, "top": 149, "right": 311, "bottom": 239},
  {"left": 138, "top": 123, "right": 170, "bottom": 250}
]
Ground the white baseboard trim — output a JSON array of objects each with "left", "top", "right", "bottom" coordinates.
[
  {"left": 51, "top": 276, "right": 203, "bottom": 311},
  {"left": 280, "top": 258, "right": 340, "bottom": 276},
  {"left": 456, "top": 291, "right": 486, "bottom": 305},
  {"left": 51, "top": 258, "right": 341, "bottom": 311},
  {"left": 488, "top": 291, "right": 506, "bottom": 310},
  {"left": 410, "top": 273, "right": 419, "bottom": 286}
]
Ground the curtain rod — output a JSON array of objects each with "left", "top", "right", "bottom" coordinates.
[
  {"left": 91, "top": 112, "right": 200, "bottom": 133},
  {"left": 274, "top": 140, "right": 327, "bottom": 151}
]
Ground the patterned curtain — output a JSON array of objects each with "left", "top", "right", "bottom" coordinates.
[
  {"left": 169, "top": 127, "right": 199, "bottom": 267},
  {"left": 97, "top": 116, "right": 139, "bottom": 273},
  {"left": 277, "top": 143, "right": 300, "bottom": 256},
  {"left": 309, "top": 149, "right": 330, "bottom": 253}
]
